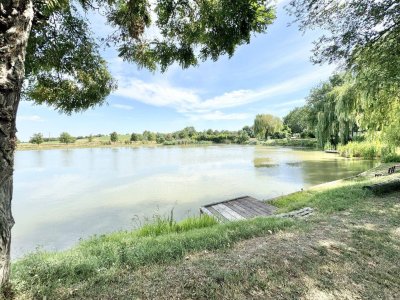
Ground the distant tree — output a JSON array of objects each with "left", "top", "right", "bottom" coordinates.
[
  {"left": 88, "top": 135, "right": 93, "bottom": 142},
  {"left": 165, "top": 133, "right": 173, "bottom": 141},
  {"left": 178, "top": 130, "right": 188, "bottom": 139},
  {"left": 156, "top": 133, "right": 166, "bottom": 144},
  {"left": 283, "top": 107, "right": 309, "bottom": 134},
  {"left": 130, "top": 133, "right": 139, "bottom": 142},
  {"left": 242, "top": 125, "right": 255, "bottom": 138},
  {"left": 237, "top": 130, "right": 250, "bottom": 144},
  {"left": 110, "top": 132, "right": 118, "bottom": 143},
  {"left": 253, "top": 114, "right": 283, "bottom": 140},
  {"left": 59, "top": 132, "right": 76, "bottom": 144},
  {"left": 29, "top": 133, "right": 44, "bottom": 145},
  {"left": 142, "top": 131, "right": 150, "bottom": 141}
]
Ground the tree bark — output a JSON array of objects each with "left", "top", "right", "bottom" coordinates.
[{"left": 0, "top": 0, "right": 33, "bottom": 287}]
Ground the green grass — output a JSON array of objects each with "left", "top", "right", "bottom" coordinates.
[
  {"left": 136, "top": 214, "right": 218, "bottom": 237},
  {"left": 270, "top": 183, "right": 369, "bottom": 214},
  {"left": 264, "top": 138, "right": 317, "bottom": 148},
  {"left": 11, "top": 216, "right": 293, "bottom": 298},
  {"left": 337, "top": 140, "right": 400, "bottom": 161}
]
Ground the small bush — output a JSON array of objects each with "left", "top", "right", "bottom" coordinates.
[
  {"left": 265, "top": 138, "right": 317, "bottom": 148},
  {"left": 381, "top": 152, "right": 400, "bottom": 163},
  {"left": 337, "top": 141, "right": 384, "bottom": 159},
  {"left": 136, "top": 214, "right": 218, "bottom": 237}
]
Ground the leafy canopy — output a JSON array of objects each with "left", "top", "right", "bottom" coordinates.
[
  {"left": 29, "top": 133, "right": 44, "bottom": 145},
  {"left": 287, "top": 0, "right": 400, "bottom": 147},
  {"left": 25, "top": 0, "right": 277, "bottom": 114},
  {"left": 59, "top": 132, "right": 76, "bottom": 144},
  {"left": 253, "top": 114, "right": 283, "bottom": 140},
  {"left": 287, "top": 0, "right": 400, "bottom": 65}
]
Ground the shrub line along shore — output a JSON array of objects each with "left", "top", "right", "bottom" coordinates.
[{"left": 16, "top": 138, "right": 318, "bottom": 151}]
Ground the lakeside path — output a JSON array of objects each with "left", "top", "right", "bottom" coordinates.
[{"left": 11, "top": 163, "right": 400, "bottom": 299}]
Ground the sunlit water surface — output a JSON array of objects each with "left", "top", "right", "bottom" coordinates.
[{"left": 13, "top": 145, "right": 376, "bottom": 258}]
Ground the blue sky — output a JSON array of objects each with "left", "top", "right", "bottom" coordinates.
[{"left": 17, "top": 0, "right": 336, "bottom": 141}]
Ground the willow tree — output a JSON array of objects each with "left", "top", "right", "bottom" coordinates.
[
  {"left": 0, "top": 0, "right": 276, "bottom": 287},
  {"left": 288, "top": 0, "right": 400, "bottom": 145},
  {"left": 253, "top": 114, "right": 282, "bottom": 140}
]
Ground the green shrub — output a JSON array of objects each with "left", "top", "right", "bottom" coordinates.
[
  {"left": 265, "top": 138, "right": 317, "bottom": 148},
  {"left": 337, "top": 141, "right": 384, "bottom": 159},
  {"left": 381, "top": 152, "right": 400, "bottom": 163},
  {"left": 136, "top": 214, "right": 218, "bottom": 237}
]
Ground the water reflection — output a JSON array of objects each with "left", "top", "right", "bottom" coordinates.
[{"left": 12, "top": 145, "right": 376, "bottom": 258}]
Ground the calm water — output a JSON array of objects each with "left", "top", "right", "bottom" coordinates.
[{"left": 13, "top": 145, "right": 375, "bottom": 258}]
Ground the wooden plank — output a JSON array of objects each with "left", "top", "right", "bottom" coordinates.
[
  {"left": 245, "top": 197, "right": 277, "bottom": 213},
  {"left": 226, "top": 201, "right": 254, "bottom": 218},
  {"left": 212, "top": 204, "right": 236, "bottom": 221},
  {"left": 239, "top": 198, "right": 272, "bottom": 216},
  {"left": 224, "top": 201, "right": 253, "bottom": 218},
  {"left": 203, "top": 196, "right": 256, "bottom": 208},
  {"left": 233, "top": 200, "right": 262, "bottom": 217},
  {"left": 206, "top": 206, "right": 228, "bottom": 222},
  {"left": 213, "top": 204, "right": 245, "bottom": 221},
  {"left": 201, "top": 195, "right": 278, "bottom": 221},
  {"left": 200, "top": 207, "right": 214, "bottom": 217},
  {"left": 363, "top": 180, "right": 400, "bottom": 194},
  {"left": 244, "top": 197, "right": 276, "bottom": 213}
]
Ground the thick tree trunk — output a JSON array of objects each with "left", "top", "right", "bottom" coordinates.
[{"left": 0, "top": 0, "right": 33, "bottom": 287}]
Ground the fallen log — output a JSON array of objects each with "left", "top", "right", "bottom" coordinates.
[{"left": 363, "top": 180, "right": 400, "bottom": 194}]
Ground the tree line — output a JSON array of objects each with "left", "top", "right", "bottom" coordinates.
[
  {"left": 283, "top": 70, "right": 399, "bottom": 150},
  {"left": 28, "top": 116, "right": 308, "bottom": 146},
  {"left": 284, "top": 0, "right": 399, "bottom": 150}
]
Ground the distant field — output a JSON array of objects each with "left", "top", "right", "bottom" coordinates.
[{"left": 17, "top": 135, "right": 157, "bottom": 150}]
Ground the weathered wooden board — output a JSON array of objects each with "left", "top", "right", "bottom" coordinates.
[
  {"left": 363, "top": 179, "right": 400, "bottom": 194},
  {"left": 200, "top": 196, "right": 277, "bottom": 222}
]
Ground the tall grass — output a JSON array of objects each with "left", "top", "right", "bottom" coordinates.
[
  {"left": 12, "top": 215, "right": 293, "bottom": 297},
  {"left": 136, "top": 214, "right": 218, "bottom": 237},
  {"left": 264, "top": 138, "right": 317, "bottom": 148},
  {"left": 270, "top": 183, "right": 369, "bottom": 214},
  {"left": 337, "top": 141, "right": 385, "bottom": 159}
]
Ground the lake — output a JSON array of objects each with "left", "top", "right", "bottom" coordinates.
[{"left": 13, "top": 145, "right": 376, "bottom": 258}]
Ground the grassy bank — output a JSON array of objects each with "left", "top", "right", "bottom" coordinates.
[
  {"left": 263, "top": 138, "right": 317, "bottom": 148},
  {"left": 17, "top": 134, "right": 159, "bottom": 151},
  {"left": 337, "top": 141, "right": 400, "bottom": 161},
  {"left": 17, "top": 137, "right": 318, "bottom": 151},
  {"left": 7, "top": 164, "right": 400, "bottom": 299}
]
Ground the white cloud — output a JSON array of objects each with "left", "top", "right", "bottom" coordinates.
[
  {"left": 188, "top": 111, "right": 251, "bottom": 121},
  {"left": 112, "top": 104, "right": 134, "bottom": 110},
  {"left": 114, "top": 65, "right": 334, "bottom": 117},
  {"left": 115, "top": 79, "right": 200, "bottom": 112},
  {"left": 18, "top": 115, "right": 44, "bottom": 122},
  {"left": 272, "top": 98, "right": 306, "bottom": 109}
]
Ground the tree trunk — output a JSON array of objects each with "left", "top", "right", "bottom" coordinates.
[{"left": 0, "top": 0, "right": 33, "bottom": 287}]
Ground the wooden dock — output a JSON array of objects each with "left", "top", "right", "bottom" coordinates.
[
  {"left": 325, "top": 150, "right": 339, "bottom": 154},
  {"left": 200, "top": 196, "right": 277, "bottom": 222}
]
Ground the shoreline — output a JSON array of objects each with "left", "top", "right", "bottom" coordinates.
[
  {"left": 16, "top": 138, "right": 318, "bottom": 151},
  {"left": 264, "top": 161, "right": 386, "bottom": 204}
]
